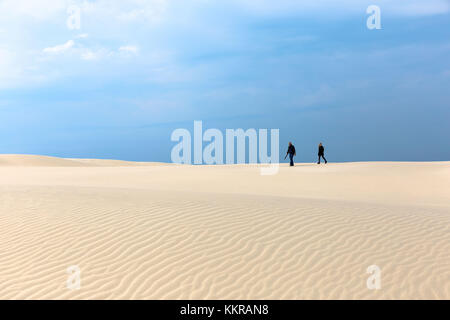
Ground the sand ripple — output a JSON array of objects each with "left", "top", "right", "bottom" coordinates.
[{"left": 0, "top": 186, "right": 448, "bottom": 299}]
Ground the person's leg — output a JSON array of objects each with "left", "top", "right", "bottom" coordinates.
[
  {"left": 323, "top": 155, "right": 327, "bottom": 164},
  {"left": 289, "top": 154, "right": 294, "bottom": 166},
  {"left": 317, "top": 155, "right": 320, "bottom": 164}
]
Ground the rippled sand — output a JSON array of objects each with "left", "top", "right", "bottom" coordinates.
[{"left": 0, "top": 155, "right": 449, "bottom": 299}]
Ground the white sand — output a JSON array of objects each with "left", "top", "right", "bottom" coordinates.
[{"left": 0, "top": 155, "right": 448, "bottom": 299}]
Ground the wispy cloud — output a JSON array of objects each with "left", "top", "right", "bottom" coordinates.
[
  {"left": 42, "top": 40, "right": 139, "bottom": 61},
  {"left": 0, "top": 0, "right": 66, "bottom": 21},
  {"left": 79, "top": 46, "right": 139, "bottom": 61},
  {"left": 389, "top": 1, "right": 450, "bottom": 16},
  {"left": 0, "top": 47, "right": 49, "bottom": 88},
  {"left": 1, "top": 0, "right": 449, "bottom": 91},
  {"left": 43, "top": 40, "right": 74, "bottom": 54},
  {"left": 0, "top": 0, "right": 169, "bottom": 22},
  {"left": 81, "top": 49, "right": 100, "bottom": 61},
  {"left": 119, "top": 45, "right": 139, "bottom": 54},
  {"left": 230, "top": 0, "right": 450, "bottom": 17},
  {"left": 80, "top": 0, "right": 168, "bottom": 24}
]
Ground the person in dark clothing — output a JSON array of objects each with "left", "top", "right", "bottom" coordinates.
[
  {"left": 318, "top": 142, "right": 327, "bottom": 164},
  {"left": 286, "top": 142, "right": 296, "bottom": 166}
]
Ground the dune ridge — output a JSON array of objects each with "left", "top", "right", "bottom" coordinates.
[
  {"left": 0, "top": 155, "right": 449, "bottom": 299},
  {"left": 0, "top": 154, "right": 168, "bottom": 167}
]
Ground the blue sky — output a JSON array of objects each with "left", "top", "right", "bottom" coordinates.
[{"left": 0, "top": 0, "right": 449, "bottom": 162}]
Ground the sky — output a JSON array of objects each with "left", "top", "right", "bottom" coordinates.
[{"left": 0, "top": 0, "right": 449, "bottom": 163}]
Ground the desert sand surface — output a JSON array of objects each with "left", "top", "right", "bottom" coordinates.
[{"left": 0, "top": 154, "right": 449, "bottom": 299}]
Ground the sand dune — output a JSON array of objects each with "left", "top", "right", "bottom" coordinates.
[
  {"left": 0, "top": 155, "right": 449, "bottom": 299},
  {"left": 0, "top": 154, "right": 93, "bottom": 167},
  {"left": 0, "top": 154, "right": 167, "bottom": 167}
]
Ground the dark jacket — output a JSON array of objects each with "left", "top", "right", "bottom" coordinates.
[
  {"left": 287, "top": 145, "right": 296, "bottom": 155},
  {"left": 318, "top": 145, "right": 325, "bottom": 155}
]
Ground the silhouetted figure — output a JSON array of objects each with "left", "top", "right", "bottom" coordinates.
[
  {"left": 318, "top": 142, "right": 327, "bottom": 164},
  {"left": 286, "top": 142, "right": 296, "bottom": 166}
]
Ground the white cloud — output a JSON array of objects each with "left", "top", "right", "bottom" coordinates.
[
  {"left": 41, "top": 42, "right": 140, "bottom": 62},
  {"left": 0, "top": 48, "right": 19, "bottom": 84},
  {"left": 43, "top": 40, "right": 74, "bottom": 54},
  {"left": 0, "top": 0, "right": 169, "bottom": 26},
  {"left": 119, "top": 45, "right": 139, "bottom": 54},
  {"left": 0, "top": 47, "right": 49, "bottom": 88},
  {"left": 231, "top": 0, "right": 450, "bottom": 17},
  {"left": 80, "top": 48, "right": 115, "bottom": 61},
  {"left": 389, "top": 1, "right": 450, "bottom": 16},
  {"left": 80, "top": 46, "right": 140, "bottom": 61},
  {"left": 1, "top": 0, "right": 448, "bottom": 91},
  {"left": 81, "top": 50, "right": 98, "bottom": 61},
  {"left": 80, "top": 0, "right": 168, "bottom": 24},
  {"left": 0, "top": 0, "right": 447, "bottom": 28},
  {"left": 0, "top": 0, "right": 66, "bottom": 21}
]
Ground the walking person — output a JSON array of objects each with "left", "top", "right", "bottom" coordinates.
[
  {"left": 317, "top": 142, "right": 327, "bottom": 164},
  {"left": 285, "top": 142, "right": 296, "bottom": 166}
]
